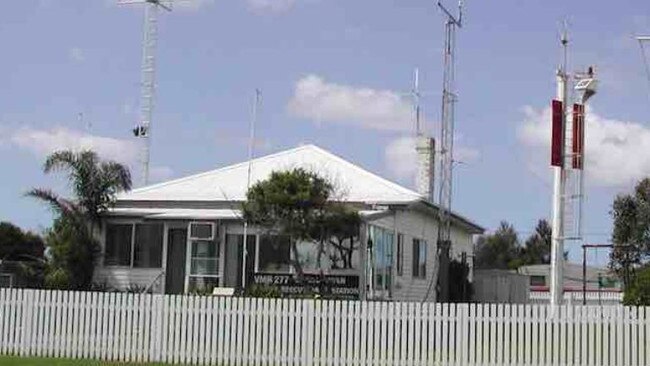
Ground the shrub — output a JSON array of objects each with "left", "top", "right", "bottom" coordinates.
[
  {"left": 243, "top": 284, "right": 282, "bottom": 298},
  {"left": 623, "top": 266, "right": 650, "bottom": 306}
]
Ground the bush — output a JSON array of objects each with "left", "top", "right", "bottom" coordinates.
[
  {"left": 44, "top": 267, "right": 72, "bottom": 290},
  {"left": 623, "top": 266, "right": 650, "bottom": 306},
  {"left": 448, "top": 258, "right": 473, "bottom": 302},
  {"left": 188, "top": 285, "right": 214, "bottom": 296},
  {"left": 125, "top": 284, "right": 147, "bottom": 293},
  {"left": 243, "top": 284, "right": 282, "bottom": 298},
  {"left": 43, "top": 216, "right": 99, "bottom": 290}
]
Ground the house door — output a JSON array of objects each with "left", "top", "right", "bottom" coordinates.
[{"left": 165, "top": 228, "right": 187, "bottom": 294}]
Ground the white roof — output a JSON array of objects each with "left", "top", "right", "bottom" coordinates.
[{"left": 117, "top": 144, "right": 423, "bottom": 204}]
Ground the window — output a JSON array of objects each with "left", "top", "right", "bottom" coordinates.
[
  {"left": 369, "top": 225, "right": 394, "bottom": 296},
  {"left": 190, "top": 240, "right": 220, "bottom": 276},
  {"left": 188, "top": 238, "right": 220, "bottom": 293},
  {"left": 134, "top": 223, "right": 163, "bottom": 268},
  {"left": 258, "top": 235, "right": 292, "bottom": 273},
  {"left": 530, "top": 275, "right": 546, "bottom": 287},
  {"left": 105, "top": 224, "right": 133, "bottom": 266},
  {"left": 396, "top": 234, "right": 404, "bottom": 276},
  {"left": 187, "top": 222, "right": 220, "bottom": 292},
  {"left": 412, "top": 238, "right": 426, "bottom": 279},
  {"left": 104, "top": 223, "right": 163, "bottom": 268}
]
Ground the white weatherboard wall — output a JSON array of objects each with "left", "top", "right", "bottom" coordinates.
[
  {"left": 370, "top": 209, "right": 473, "bottom": 302},
  {"left": 1, "top": 289, "right": 649, "bottom": 365}
]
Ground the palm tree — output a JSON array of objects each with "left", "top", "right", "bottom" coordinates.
[
  {"left": 30, "top": 150, "right": 131, "bottom": 224},
  {"left": 28, "top": 150, "right": 132, "bottom": 289}
]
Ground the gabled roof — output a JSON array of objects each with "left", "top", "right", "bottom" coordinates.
[
  {"left": 118, "top": 144, "right": 422, "bottom": 204},
  {"left": 115, "top": 144, "right": 484, "bottom": 233}
]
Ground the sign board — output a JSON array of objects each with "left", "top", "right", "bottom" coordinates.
[{"left": 252, "top": 273, "right": 360, "bottom": 299}]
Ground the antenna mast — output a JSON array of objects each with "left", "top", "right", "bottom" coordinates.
[
  {"left": 549, "top": 26, "right": 569, "bottom": 309},
  {"left": 414, "top": 68, "right": 422, "bottom": 135},
  {"left": 119, "top": 0, "right": 172, "bottom": 186},
  {"left": 414, "top": 68, "right": 436, "bottom": 203},
  {"left": 549, "top": 24, "right": 598, "bottom": 310},
  {"left": 424, "top": 0, "right": 463, "bottom": 303},
  {"left": 241, "top": 89, "right": 262, "bottom": 289}
]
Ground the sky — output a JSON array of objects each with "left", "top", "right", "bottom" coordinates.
[{"left": 2, "top": 0, "right": 650, "bottom": 264}]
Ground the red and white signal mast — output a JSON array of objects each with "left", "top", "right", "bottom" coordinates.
[{"left": 549, "top": 31, "right": 598, "bottom": 308}]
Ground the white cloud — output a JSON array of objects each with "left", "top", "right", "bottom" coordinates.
[
  {"left": 288, "top": 75, "right": 413, "bottom": 132},
  {"left": 10, "top": 126, "right": 138, "bottom": 165},
  {"left": 385, "top": 136, "right": 480, "bottom": 181},
  {"left": 68, "top": 47, "right": 85, "bottom": 63},
  {"left": 247, "top": 0, "right": 296, "bottom": 13},
  {"left": 5, "top": 126, "right": 173, "bottom": 184},
  {"left": 518, "top": 106, "right": 650, "bottom": 187},
  {"left": 385, "top": 137, "right": 418, "bottom": 180}
]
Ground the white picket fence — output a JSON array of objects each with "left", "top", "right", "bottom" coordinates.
[{"left": 0, "top": 289, "right": 649, "bottom": 365}]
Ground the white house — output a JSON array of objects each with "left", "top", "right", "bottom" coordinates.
[{"left": 95, "top": 144, "right": 483, "bottom": 301}]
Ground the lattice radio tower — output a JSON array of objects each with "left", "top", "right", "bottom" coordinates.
[
  {"left": 119, "top": 0, "right": 172, "bottom": 186},
  {"left": 424, "top": 0, "right": 463, "bottom": 302}
]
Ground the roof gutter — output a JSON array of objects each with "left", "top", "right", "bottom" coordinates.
[{"left": 403, "top": 199, "right": 485, "bottom": 234}]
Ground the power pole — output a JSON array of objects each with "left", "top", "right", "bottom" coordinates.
[
  {"left": 119, "top": 0, "right": 172, "bottom": 186},
  {"left": 425, "top": 0, "right": 463, "bottom": 303}
]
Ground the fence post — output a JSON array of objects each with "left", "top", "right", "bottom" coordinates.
[
  {"left": 304, "top": 299, "right": 314, "bottom": 364},
  {"left": 151, "top": 294, "right": 162, "bottom": 363},
  {"left": 19, "top": 289, "right": 32, "bottom": 357}
]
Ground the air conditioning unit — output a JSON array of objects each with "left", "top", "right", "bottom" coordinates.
[{"left": 189, "top": 222, "right": 215, "bottom": 241}]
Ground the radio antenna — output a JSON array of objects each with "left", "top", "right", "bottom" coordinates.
[
  {"left": 424, "top": 0, "right": 463, "bottom": 303},
  {"left": 241, "top": 89, "right": 262, "bottom": 289},
  {"left": 119, "top": 0, "right": 173, "bottom": 186}
]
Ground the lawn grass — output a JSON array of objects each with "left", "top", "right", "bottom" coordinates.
[{"left": 0, "top": 355, "right": 170, "bottom": 365}]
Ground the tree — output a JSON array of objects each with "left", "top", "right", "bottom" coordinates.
[
  {"left": 520, "top": 219, "right": 552, "bottom": 265},
  {"left": 623, "top": 265, "right": 650, "bottom": 306},
  {"left": 28, "top": 150, "right": 131, "bottom": 289},
  {"left": 519, "top": 219, "right": 555, "bottom": 266},
  {"left": 242, "top": 168, "right": 360, "bottom": 277},
  {"left": 0, "top": 222, "right": 46, "bottom": 288},
  {"left": 42, "top": 216, "right": 100, "bottom": 289},
  {"left": 475, "top": 219, "right": 567, "bottom": 270},
  {"left": 322, "top": 206, "right": 361, "bottom": 270},
  {"left": 35, "top": 150, "right": 131, "bottom": 225},
  {"left": 474, "top": 221, "right": 520, "bottom": 270},
  {"left": 0, "top": 221, "right": 44, "bottom": 262},
  {"left": 609, "top": 178, "right": 650, "bottom": 286}
]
